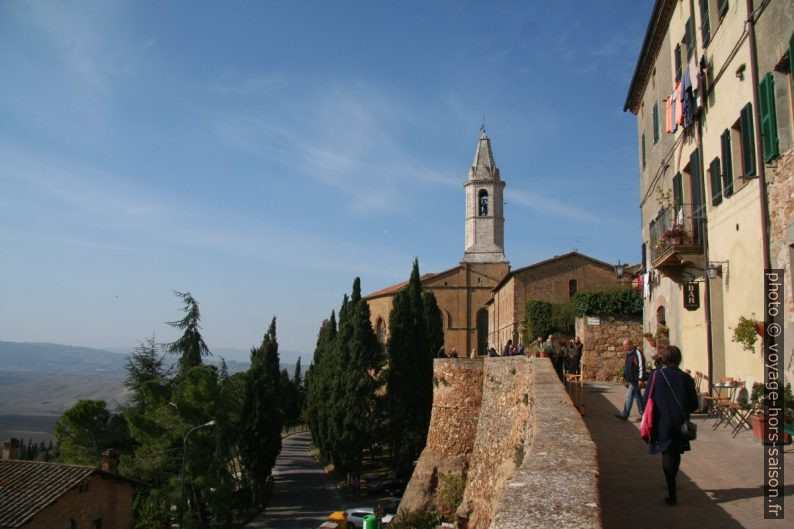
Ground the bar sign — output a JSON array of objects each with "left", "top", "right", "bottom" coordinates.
[{"left": 683, "top": 282, "right": 699, "bottom": 310}]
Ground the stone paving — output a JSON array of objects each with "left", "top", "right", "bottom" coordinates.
[{"left": 582, "top": 381, "right": 794, "bottom": 529}]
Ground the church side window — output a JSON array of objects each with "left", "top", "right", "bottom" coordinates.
[
  {"left": 375, "top": 317, "right": 386, "bottom": 343},
  {"left": 478, "top": 190, "right": 489, "bottom": 216},
  {"left": 568, "top": 279, "right": 577, "bottom": 298}
]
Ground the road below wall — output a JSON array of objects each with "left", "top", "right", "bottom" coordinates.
[{"left": 245, "top": 432, "right": 342, "bottom": 529}]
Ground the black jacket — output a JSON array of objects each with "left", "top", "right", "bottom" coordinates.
[
  {"left": 642, "top": 366, "right": 699, "bottom": 454},
  {"left": 623, "top": 347, "right": 645, "bottom": 384}
]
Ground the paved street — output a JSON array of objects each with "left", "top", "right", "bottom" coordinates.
[
  {"left": 583, "top": 381, "right": 794, "bottom": 528},
  {"left": 245, "top": 432, "right": 342, "bottom": 529}
]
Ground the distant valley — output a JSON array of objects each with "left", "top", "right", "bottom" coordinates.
[{"left": 0, "top": 340, "right": 301, "bottom": 442}]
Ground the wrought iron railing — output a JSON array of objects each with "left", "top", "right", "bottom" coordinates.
[{"left": 649, "top": 204, "right": 704, "bottom": 263}]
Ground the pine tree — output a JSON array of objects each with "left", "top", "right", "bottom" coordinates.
[
  {"left": 165, "top": 291, "right": 210, "bottom": 377},
  {"left": 125, "top": 335, "right": 166, "bottom": 406},
  {"left": 240, "top": 317, "right": 283, "bottom": 504}
]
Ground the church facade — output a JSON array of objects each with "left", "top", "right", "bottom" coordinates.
[{"left": 365, "top": 131, "right": 625, "bottom": 354}]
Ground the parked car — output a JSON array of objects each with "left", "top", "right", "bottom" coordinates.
[{"left": 345, "top": 507, "right": 374, "bottom": 529}]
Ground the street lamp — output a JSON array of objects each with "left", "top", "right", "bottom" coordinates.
[
  {"left": 614, "top": 261, "right": 626, "bottom": 280},
  {"left": 179, "top": 420, "right": 216, "bottom": 528}
]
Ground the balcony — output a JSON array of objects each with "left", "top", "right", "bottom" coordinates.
[{"left": 649, "top": 204, "right": 705, "bottom": 272}]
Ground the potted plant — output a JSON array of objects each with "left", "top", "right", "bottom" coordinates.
[
  {"left": 732, "top": 315, "right": 761, "bottom": 352},
  {"left": 661, "top": 225, "right": 687, "bottom": 245},
  {"left": 747, "top": 382, "right": 793, "bottom": 444},
  {"left": 643, "top": 332, "right": 656, "bottom": 348}
]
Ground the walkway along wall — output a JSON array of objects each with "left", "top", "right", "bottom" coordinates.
[{"left": 399, "top": 356, "right": 600, "bottom": 529}]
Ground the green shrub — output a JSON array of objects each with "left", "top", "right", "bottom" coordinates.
[
  {"left": 573, "top": 289, "right": 642, "bottom": 317},
  {"left": 389, "top": 510, "right": 442, "bottom": 529},
  {"left": 436, "top": 473, "right": 465, "bottom": 521},
  {"left": 524, "top": 300, "right": 575, "bottom": 340}
]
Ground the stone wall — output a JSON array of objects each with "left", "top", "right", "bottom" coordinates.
[
  {"left": 575, "top": 316, "right": 643, "bottom": 381},
  {"left": 400, "top": 356, "right": 601, "bottom": 529}
]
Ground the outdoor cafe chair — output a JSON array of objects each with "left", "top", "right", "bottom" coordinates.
[
  {"left": 713, "top": 380, "right": 745, "bottom": 431},
  {"left": 704, "top": 377, "right": 734, "bottom": 423}
]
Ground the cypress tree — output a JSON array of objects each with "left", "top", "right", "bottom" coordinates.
[
  {"left": 336, "top": 278, "right": 382, "bottom": 479},
  {"left": 306, "top": 311, "right": 336, "bottom": 460},
  {"left": 386, "top": 259, "right": 438, "bottom": 476},
  {"left": 240, "top": 317, "right": 283, "bottom": 504}
]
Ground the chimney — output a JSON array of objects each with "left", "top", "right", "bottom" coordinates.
[
  {"left": 2, "top": 438, "right": 20, "bottom": 461},
  {"left": 101, "top": 449, "right": 118, "bottom": 474}
]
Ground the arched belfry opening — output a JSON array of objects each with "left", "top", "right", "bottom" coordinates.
[{"left": 478, "top": 189, "right": 489, "bottom": 216}]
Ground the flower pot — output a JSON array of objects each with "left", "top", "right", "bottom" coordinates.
[
  {"left": 539, "top": 351, "right": 549, "bottom": 358},
  {"left": 751, "top": 413, "right": 792, "bottom": 444},
  {"left": 755, "top": 322, "right": 765, "bottom": 337},
  {"left": 645, "top": 337, "right": 656, "bottom": 348}
]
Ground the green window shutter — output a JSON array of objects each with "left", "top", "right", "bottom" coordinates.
[
  {"left": 718, "top": 0, "right": 729, "bottom": 17},
  {"left": 740, "top": 103, "right": 756, "bottom": 177},
  {"left": 642, "top": 133, "right": 646, "bottom": 169},
  {"left": 685, "top": 18, "right": 694, "bottom": 59},
  {"left": 759, "top": 73, "right": 779, "bottom": 162},
  {"left": 699, "top": 0, "right": 711, "bottom": 46},
  {"left": 653, "top": 103, "right": 659, "bottom": 144},
  {"left": 690, "top": 149, "right": 703, "bottom": 209},
  {"left": 673, "top": 172, "right": 683, "bottom": 205},
  {"left": 674, "top": 44, "right": 682, "bottom": 82},
  {"left": 710, "top": 157, "right": 722, "bottom": 205},
  {"left": 721, "top": 129, "right": 733, "bottom": 197}
]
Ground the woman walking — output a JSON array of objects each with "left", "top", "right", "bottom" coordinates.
[{"left": 643, "top": 345, "right": 699, "bottom": 506}]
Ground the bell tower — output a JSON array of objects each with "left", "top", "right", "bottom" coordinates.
[{"left": 462, "top": 128, "right": 506, "bottom": 263}]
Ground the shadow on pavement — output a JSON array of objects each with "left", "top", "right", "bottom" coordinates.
[{"left": 582, "top": 384, "right": 746, "bottom": 529}]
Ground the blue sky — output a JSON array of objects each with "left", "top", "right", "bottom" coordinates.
[{"left": 0, "top": 0, "right": 653, "bottom": 363}]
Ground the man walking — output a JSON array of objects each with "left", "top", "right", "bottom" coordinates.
[{"left": 615, "top": 338, "right": 645, "bottom": 421}]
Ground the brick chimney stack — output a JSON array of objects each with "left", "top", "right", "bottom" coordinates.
[
  {"left": 101, "top": 449, "right": 119, "bottom": 474},
  {"left": 2, "top": 438, "right": 20, "bottom": 460}
]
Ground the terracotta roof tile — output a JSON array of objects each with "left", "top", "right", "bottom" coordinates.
[{"left": 0, "top": 460, "right": 95, "bottom": 528}]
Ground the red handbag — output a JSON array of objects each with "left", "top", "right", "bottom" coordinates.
[{"left": 640, "top": 371, "right": 657, "bottom": 443}]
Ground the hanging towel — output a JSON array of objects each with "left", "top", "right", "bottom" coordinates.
[
  {"left": 675, "top": 81, "right": 684, "bottom": 126},
  {"left": 671, "top": 89, "right": 678, "bottom": 133},
  {"left": 689, "top": 56, "right": 699, "bottom": 91},
  {"left": 643, "top": 272, "right": 650, "bottom": 299},
  {"left": 682, "top": 70, "right": 694, "bottom": 127}
]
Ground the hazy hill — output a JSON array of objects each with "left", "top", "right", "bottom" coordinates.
[{"left": 0, "top": 340, "right": 297, "bottom": 442}]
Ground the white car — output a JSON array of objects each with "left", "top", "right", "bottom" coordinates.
[{"left": 345, "top": 508, "right": 374, "bottom": 529}]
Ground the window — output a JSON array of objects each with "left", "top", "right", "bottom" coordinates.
[
  {"left": 641, "top": 133, "right": 646, "bottom": 169},
  {"left": 721, "top": 129, "right": 734, "bottom": 197},
  {"left": 739, "top": 102, "right": 756, "bottom": 178},
  {"left": 699, "top": 0, "right": 711, "bottom": 45},
  {"left": 62, "top": 521, "right": 75, "bottom": 529},
  {"left": 568, "top": 279, "right": 578, "bottom": 298},
  {"left": 688, "top": 149, "right": 705, "bottom": 245},
  {"left": 759, "top": 73, "right": 779, "bottom": 162},
  {"left": 375, "top": 317, "right": 385, "bottom": 343},
  {"left": 673, "top": 172, "right": 684, "bottom": 226},
  {"left": 478, "top": 189, "right": 488, "bottom": 216},
  {"left": 685, "top": 18, "right": 695, "bottom": 60},
  {"left": 674, "top": 43, "right": 682, "bottom": 82},
  {"left": 709, "top": 157, "right": 722, "bottom": 205},
  {"left": 657, "top": 306, "right": 666, "bottom": 325},
  {"left": 653, "top": 102, "right": 659, "bottom": 144},
  {"left": 718, "top": 0, "right": 729, "bottom": 17},
  {"left": 92, "top": 520, "right": 103, "bottom": 529}
]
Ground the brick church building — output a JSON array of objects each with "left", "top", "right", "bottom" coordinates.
[{"left": 365, "top": 130, "right": 625, "bottom": 354}]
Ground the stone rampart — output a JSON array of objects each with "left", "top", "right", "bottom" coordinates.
[
  {"left": 576, "top": 315, "right": 643, "bottom": 381},
  {"left": 400, "top": 356, "right": 600, "bottom": 529}
]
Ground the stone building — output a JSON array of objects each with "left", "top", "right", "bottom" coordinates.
[
  {"left": 0, "top": 439, "right": 136, "bottom": 529},
  {"left": 365, "top": 131, "right": 628, "bottom": 354},
  {"left": 624, "top": 0, "right": 794, "bottom": 386}
]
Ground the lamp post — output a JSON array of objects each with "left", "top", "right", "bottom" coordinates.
[
  {"left": 614, "top": 261, "right": 626, "bottom": 281},
  {"left": 179, "top": 419, "right": 215, "bottom": 528}
]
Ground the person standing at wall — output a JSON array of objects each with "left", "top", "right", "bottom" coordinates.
[{"left": 615, "top": 338, "right": 645, "bottom": 421}]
